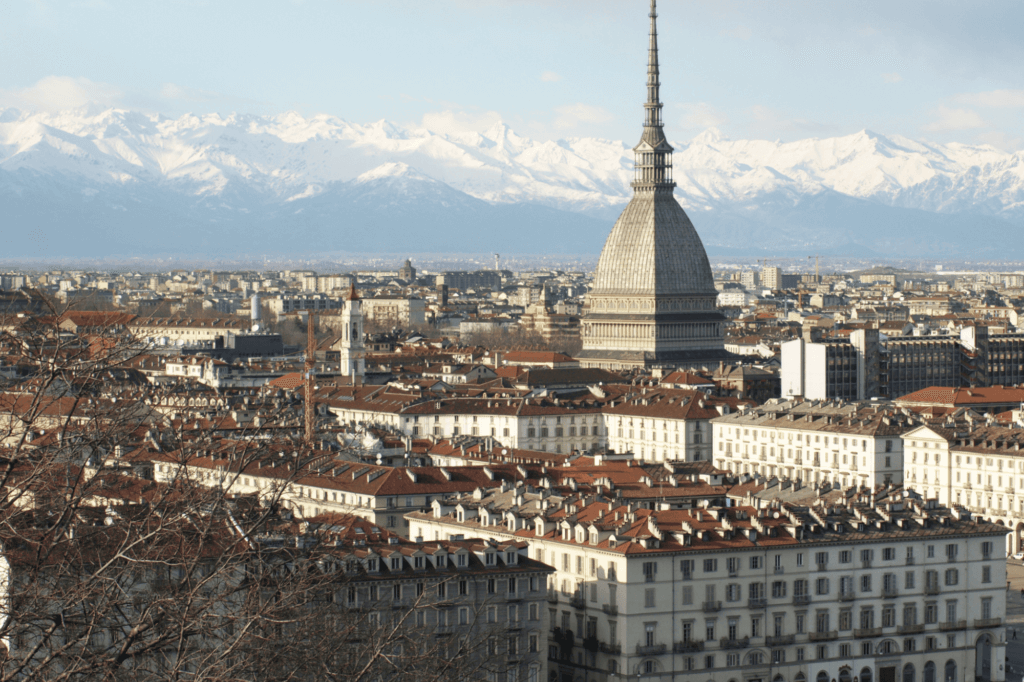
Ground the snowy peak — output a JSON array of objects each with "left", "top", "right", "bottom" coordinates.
[{"left": 354, "top": 162, "right": 435, "bottom": 184}]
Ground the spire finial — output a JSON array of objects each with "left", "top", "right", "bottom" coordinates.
[{"left": 633, "top": 0, "right": 674, "bottom": 191}]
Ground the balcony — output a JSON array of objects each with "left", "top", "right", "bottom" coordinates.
[
  {"left": 569, "top": 595, "right": 587, "bottom": 610},
  {"left": 582, "top": 635, "right": 600, "bottom": 653},
  {"left": 839, "top": 592, "right": 856, "bottom": 602},
  {"left": 602, "top": 603, "right": 618, "bottom": 616},
  {"left": 939, "top": 620, "right": 967, "bottom": 631},
  {"left": 963, "top": 482, "right": 973, "bottom": 490},
  {"left": 546, "top": 590, "right": 559, "bottom": 604},
  {"left": 809, "top": 631, "right": 838, "bottom": 642},
  {"left": 983, "top": 484, "right": 994, "bottom": 492},
  {"left": 897, "top": 624, "right": 924, "bottom": 634},
  {"left": 599, "top": 642, "right": 621, "bottom": 656},
  {"left": 759, "top": 455, "right": 767, "bottom": 462},
  {"left": 774, "top": 566, "right": 785, "bottom": 575},
  {"left": 635, "top": 643, "right": 667, "bottom": 656},
  {"left": 905, "top": 557, "right": 915, "bottom": 566},
  {"left": 1005, "top": 487, "right": 1016, "bottom": 495},
  {"left": 793, "top": 594, "right": 811, "bottom": 606},
  {"left": 854, "top": 627, "right": 882, "bottom": 638},
  {"left": 673, "top": 640, "right": 705, "bottom": 653},
  {"left": 816, "top": 563, "right": 829, "bottom": 572},
  {"left": 434, "top": 625, "right": 455, "bottom": 636},
  {"left": 974, "top": 618, "right": 1002, "bottom": 629},
  {"left": 861, "top": 560, "right": 872, "bottom": 569},
  {"left": 719, "top": 637, "right": 750, "bottom": 649},
  {"left": 766, "top": 635, "right": 795, "bottom": 646},
  {"left": 703, "top": 601, "right": 722, "bottom": 613},
  {"left": 748, "top": 598, "right": 767, "bottom": 609},
  {"left": 924, "top": 584, "right": 940, "bottom": 596},
  {"left": 883, "top": 587, "right": 899, "bottom": 599}
]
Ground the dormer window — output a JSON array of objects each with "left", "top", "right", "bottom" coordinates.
[
  {"left": 506, "top": 551, "right": 517, "bottom": 565},
  {"left": 367, "top": 559, "right": 378, "bottom": 572},
  {"left": 486, "top": 553, "right": 495, "bottom": 565},
  {"left": 457, "top": 553, "right": 467, "bottom": 567},
  {"left": 390, "top": 557, "right": 401, "bottom": 570},
  {"left": 414, "top": 556, "right": 424, "bottom": 569},
  {"left": 590, "top": 532, "right": 598, "bottom": 545}
]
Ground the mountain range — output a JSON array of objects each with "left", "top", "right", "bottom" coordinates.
[{"left": 1, "top": 107, "right": 1022, "bottom": 259}]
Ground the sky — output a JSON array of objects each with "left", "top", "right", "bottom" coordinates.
[{"left": 2, "top": 0, "right": 1023, "bottom": 150}]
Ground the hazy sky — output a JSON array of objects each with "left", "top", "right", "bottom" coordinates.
[{"left": 2, "top": 0, "right": 1023, "bottom": 149}]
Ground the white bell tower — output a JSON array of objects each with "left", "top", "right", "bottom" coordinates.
[{"left": 338, "top": 284, "right": 365, "bottom": 379}]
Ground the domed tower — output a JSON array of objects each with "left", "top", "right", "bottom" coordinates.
[{"left": 577, "top": 0, "right": 726, "bottom": 370}]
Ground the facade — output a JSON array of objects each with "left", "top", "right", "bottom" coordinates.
[
  {"left": 781, "top": 327, "right": 1024, "bottom": 400},
  {"left": 577, "top": 1, "right": 727, "bottom": 371},
  {"left": 356, "top": 296, "right": 426, "bottom": 327},
  {"left": 408, "top": 487, "right": 1008, "bottom": 682},
  {"left": 902, "top": 423, "right": 1024, "bottom": 554},
  {"left": 435, "top": 271, "right": 502, "bottom": 291},
  {"left": 711, "top": 399, "right": 912, "bottom": 488}
]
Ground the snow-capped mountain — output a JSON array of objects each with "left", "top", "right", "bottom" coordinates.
[{"left": 1, "top": 107, "right": 1021, "bottom": 258}]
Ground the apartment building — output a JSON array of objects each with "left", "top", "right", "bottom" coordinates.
[
  {"left": 326, "top": 387, "right": 608, "bottom": 454},
  {"left": 408, "top": 488, "right": 1007, "bottom": 682},
  {"left": 902, "top": 422, "right": 1024, "bottom": 554},
  {"left": 603, "top": 388, "right": 735, "bottom": 463},
  {"left": 783, "top": 326, "right": 1024, "bottom": 401},
  {"left": 711, "top": 399, "right": 914, "bottom": 488}
]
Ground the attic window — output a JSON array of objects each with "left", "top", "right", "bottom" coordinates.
[
  {"left": 506, "top": 551, "right": 516, "bottom": 565},
  {"left": 486, "top": 552, "right": 495, "bottom": 565},
  {"left": 390, "top": 557, "right": 401, "bottom": 570}
]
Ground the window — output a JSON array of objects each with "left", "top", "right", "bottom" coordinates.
[
  {"left": 752, "top": 555, "right": 763, "bottom": 570},
  {"left": 982, "top": 541, "right": 993, "bottom": 558},
  {"left": 680, "top": 559, "right": 694, "bottom": 579},
  {"left": 816, "top": 578, "right": 830, "bottom": 595},
  {"left": 860, "top": 575, "right": 872, "bottom": 592},
  {"left": 982, "top": 566, "right": 991, "bottom": 583},
  {"left": 839, "top": 550, "right": 851, "bottom": 563},
  {"left": 814, "top": 552, "right": 827, "bottom": 567},
  {"left": 944, "top": 568, "right": 958, "bottom": 586},
  {"left": 882, "top": 547, "right": 895, "bottom": 561},
  {"left": 771, "top": 581, "right": 787, "bottom": 598},
  {"left": 643, "top": 561, "right": 657, "bottom": 582},
  {"left": 704, "top": 558, "right": 718, "bottom": 573},
  {"left": 945, "top": 544, "right": 958, "bottom": 561},
  {"left": 645, "top": 588, "right": 655, "bottom": 608},
  {"left": 905, "top": 571, "right": 915, "bottom": 590}
]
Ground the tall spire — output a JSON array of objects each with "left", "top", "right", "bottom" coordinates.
[{"left": 633, "top": 0, "right": 674, "bottom": 191}]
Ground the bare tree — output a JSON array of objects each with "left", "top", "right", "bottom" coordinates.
[{"left": 0, "top": 308, "right": 535, "bottom": 681}]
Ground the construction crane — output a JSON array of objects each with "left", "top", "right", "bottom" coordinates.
[
  {"left": 808, "top": 255, "right": 821, "bottom": 284},
  {"left": 304, "top": 311, "right": 317, "bottom": 446}
]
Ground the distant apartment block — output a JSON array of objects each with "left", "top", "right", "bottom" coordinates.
[{"left": 782, "top": 327, "right": 1024, "bottom": 400}]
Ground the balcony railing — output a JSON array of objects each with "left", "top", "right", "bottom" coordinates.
[
  {"left": 905, "top": 557, "right": 915, "bottom": 565},
  {"left": 569, "top": 595, "right": 586, "bottom": 610},
  {"left": 839, "top": 591, "right": 856, "bottom": 602},
  {"left": 673, "top": 640, "right": 705, "bottom": 653},
  {"left": 774, "top": 566, "right": 785, "bottom": 575},
  {"left": 766, "top": 635, "right": 795, "bottom": 646},
  {"left": 546, "top": 590, "right": 559, "bottom": 604},
  {"left": 602, "top": 603, "right": 618, "bottom": 616},
  {"left": 854, "top": 627, "right": 882, "bottom": 638},
  {"left": 974, "top": 618, "right": 1002, "bottom": 629},
  {"left": 924, "top": 584, "right": 940, "bottom": 595},
  {"left": 748, "top": 598, "right": 767, "bottom": 609},
  {"left": 719, "top": 637, "right": 750, "bottom": 649},
  {"left": 635, "top": 643, "right": 667, "bottom": 656},
  {"left": 599, "top": 641, "right": 621, "bottom": 655},
  {"left": 939, "top": 620, "right": 967, "bottom": 631},
  {"left": 793, "top": 594, "right": 811, "bottom": 606},
  {"left": 897, "top": 624, "right": 924, "bottom": 634},
  {"left": 703, "top": 601, "right": 722, "bottom": 613},
  {"left": 816, "top": 563, "right": 829, "bottom": 572},
  {"left": 808, "top": 631, "right": 838, "bottom": 642},
  {"left": 883, "top": 587, "right": 899, "bottom": 598}
]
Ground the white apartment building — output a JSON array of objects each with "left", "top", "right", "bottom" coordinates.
[
  {"left": 711, "top": 399, "right": 914, "bottom": 488},
  {"left": 327, "top": 389, "right": 607, "bottom": 454},
  {"left": 903, "top": 422, "right": 1024, "bottom": 554},
  {"left": 603, "top": 388, "right": 735, "bottom": 463},
  {"left": 408, "top": 488, "right": 1007, "bottom": 682}
]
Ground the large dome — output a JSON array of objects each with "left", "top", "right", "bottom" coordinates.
[{"left": 590, "top": 190, "right": 716, "bottom": 297}]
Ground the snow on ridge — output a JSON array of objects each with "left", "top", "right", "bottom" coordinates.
[{"left": 0, "top": 107, "right": 1022, "bottom": 218}]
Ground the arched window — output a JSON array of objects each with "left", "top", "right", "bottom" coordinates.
[
  {"left": 903, "top": 663, "right": 916, "bottom": 682},
  {"left": 944, "top": 661, "right": 956, "bottom": 682},
  {"left": 817, "top": 673, "right": 830, "bottom": 682},
  {"left": 839, "top": 668, "right": 853, "bottom": 682},
  {"left": 923, "top": 662, "right": 936, "bottom": 682},
  {"left": 861, "top": 667, "right": 873, "bottom": 682}
]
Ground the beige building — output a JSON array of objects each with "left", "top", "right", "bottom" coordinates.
[{"left": 409, "top": 487, "right": 1007, "bottom": 682}]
